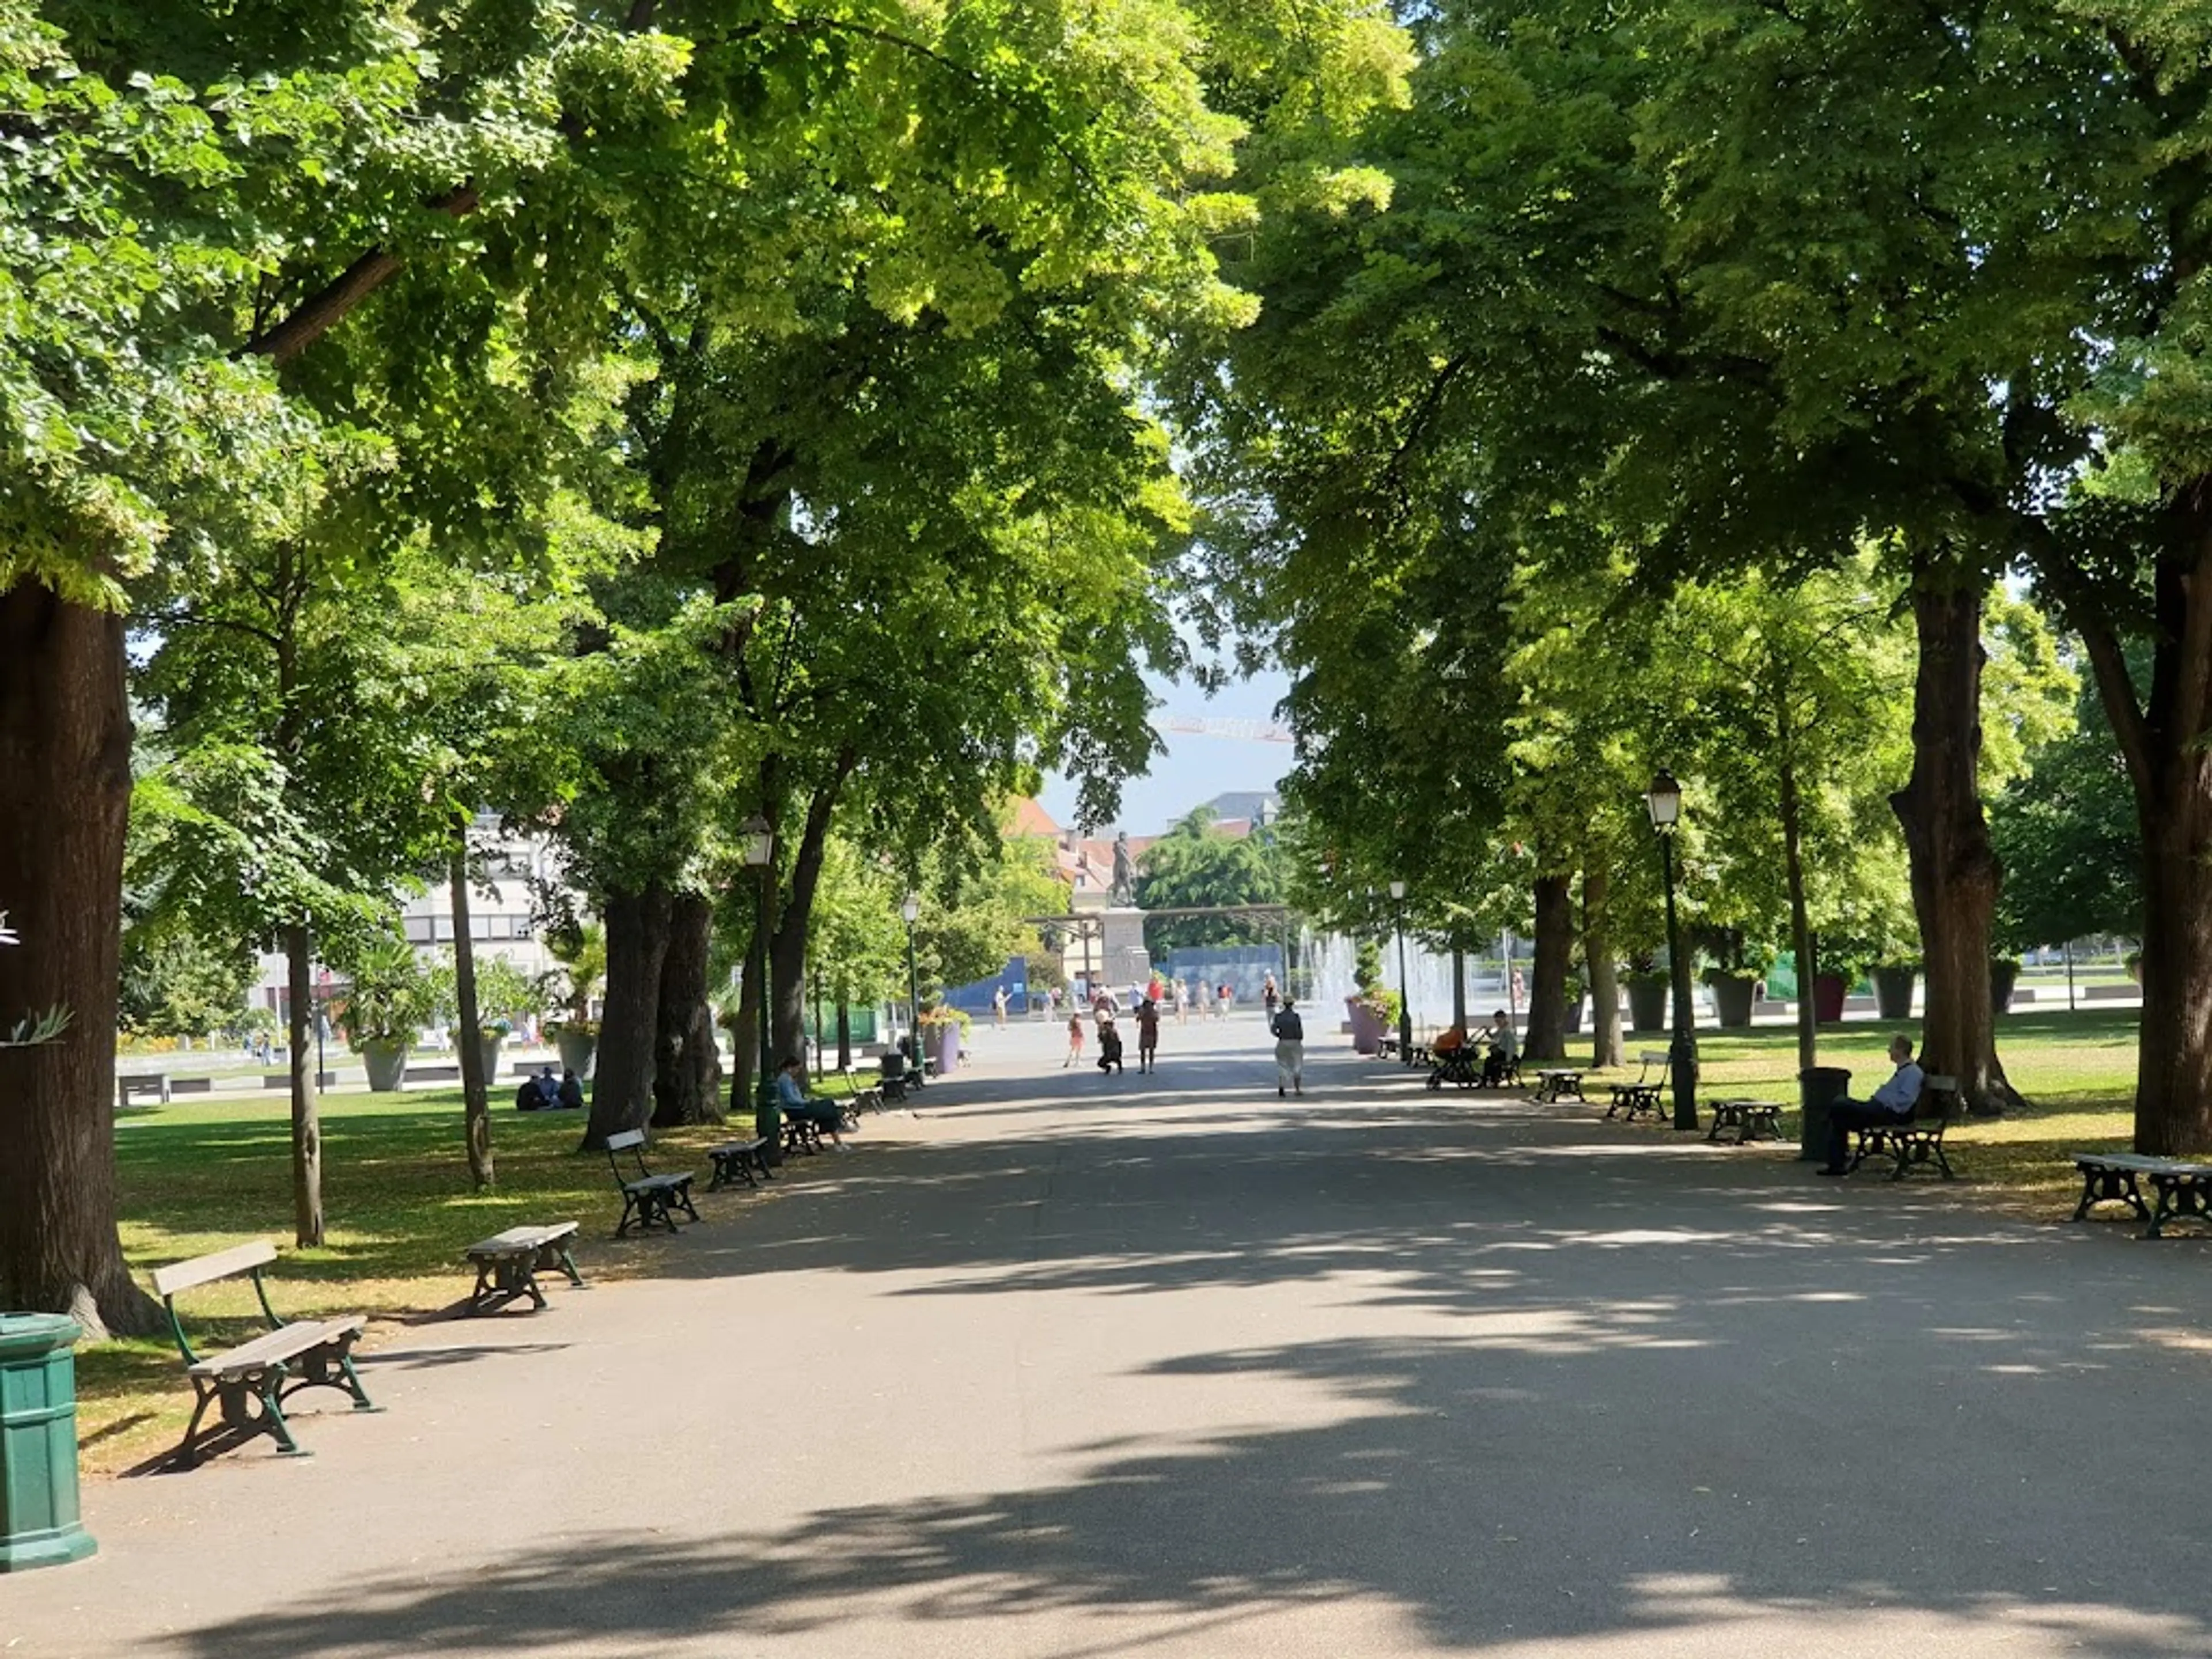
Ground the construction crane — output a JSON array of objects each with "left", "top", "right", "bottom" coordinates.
[{"left": 1149, "top": 713, "right": 1295, "bottom": 744}]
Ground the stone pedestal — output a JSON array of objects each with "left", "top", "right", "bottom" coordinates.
[{"left": 1100, "top": 908, "right": 1150, "bottom": 990}]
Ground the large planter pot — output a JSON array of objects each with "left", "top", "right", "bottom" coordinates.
[
  {"left": 1872, "top": 966, "right": 1916, "bottom": 1021},
  {"left": 1563, "top": 993, "right": 1584, "bottom": 1035},
  {"left": 1346, "top": 997, "right": 1384, "bottom": 1055},
  {"left": 1812, "top": 972, "right": 1849, "bottom": 1024},
  {"left": 934, "top": 1023, "right": 961, "bottom": 1076},
  {"left": 556, "top": 1029, "right": 598, "bottom": 1079},
  {"left": 476, "top": 1034, "right": 504, "bottom": 1083},
  {"left": 359, "top": 1039, "right": 410, "bottom": 1093},
  {"left": 1626, "top": 978, "right": 1668, "bottom": 1033},
  {"left": 1709, "top": 974, "right": 1758, "bottom": 1030},
  {"left": 1991, "top": 960, "right": 2021, "bottom": 1014}
]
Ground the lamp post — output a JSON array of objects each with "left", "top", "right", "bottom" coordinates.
[
  {"left": 900, "top": 891, "right": 923, "bottom": 1086},
  {"left": 1645, "top": 770, "right": 1698, "bottom": 1130},
  {"left": 1389, "top": 878, "right": 1413, "bottom": 1064},
  {"left": 740, "top": 815, "right": 778, "bottom": 1147}
]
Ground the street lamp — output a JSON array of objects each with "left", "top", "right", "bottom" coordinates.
[
  {"left": 739, "top": 814, "right": 778, "bottom": 1148},
  {"left": 1645, "top": 770, "right": 1699, "bottom": 1130},
  {"left": 1389, "top": 878, "right": 1413, "bottom": 1065},
  {"left": 900, "top": 890, "right": 923, "bottom": 1087}
]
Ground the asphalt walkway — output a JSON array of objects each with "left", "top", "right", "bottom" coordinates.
[{"left": 5, "top": 1014, "right": 2207, "bottom": 1657}]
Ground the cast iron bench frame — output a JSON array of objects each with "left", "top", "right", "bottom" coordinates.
[
  {"left": 605, "top": 1128, "right": 699, "bottom": 1235},
  {"left": 1707, "top": 1098, "right": 1784, "bottom": 1145},
  {"left": 707, "top": 1135, "right": 773, "bottom": 1190},
  {"left": 1535, "top": 1067, "right": 1586, "bottom": 1104},
  {"left": 1847, "top": 1074, "right": 1961, "bottom": 1180},
  {"left": 463, "top": 1222, "right": 585, "bottom": 1314},
  {"left": 1605, "top": 1052, "right": 1668, "bottom": 1121},
  {"left": 153, "top": 1239, "right": 377, "bottom": 1463},
  {"left": 2069, "top": 1152, "right": 2212, "bottom": 1237}
]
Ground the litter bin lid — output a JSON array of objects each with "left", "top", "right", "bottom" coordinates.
[{"left": 0, "top": 1313, "right": 83, "bottom": 1359}]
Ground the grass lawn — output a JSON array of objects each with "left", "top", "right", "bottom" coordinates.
[
  {"left": 74, "top": 1015, "right": 2143, "bottom": 1475},
  {"left": 81, "top": 1076, "right": 872, "bottom": 1476}
]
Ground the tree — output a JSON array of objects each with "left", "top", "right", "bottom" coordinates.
[{"left": 1136, "top": 809, "right": 1282, "bottom": 952}]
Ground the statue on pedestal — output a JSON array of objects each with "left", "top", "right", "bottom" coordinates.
[{"left": 1111, "top": 831, "right": 1135, "bottom": 907}]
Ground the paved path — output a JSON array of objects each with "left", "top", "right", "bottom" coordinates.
[{"left": 7, "top": 1017, "right": 2209, "bottom": 1657}]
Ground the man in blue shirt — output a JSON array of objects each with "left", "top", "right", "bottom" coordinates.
[{"left": 1818, "top": 1035, "right": 1925, "bottom": 1175}]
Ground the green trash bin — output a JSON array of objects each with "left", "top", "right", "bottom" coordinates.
[
  {"left": 0, "top": 1313, "right": 96, "bottom": 1571},
  {"left": 1798, "top": 1066, "right": 1853, "bottom": 1165}
]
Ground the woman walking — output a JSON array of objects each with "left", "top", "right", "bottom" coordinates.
[
  {"left": 1063, "top": 1013, "right": 1085, "bottom": 1068},
  {"left": 1271, "top": 998, "right": 1305, "bottom": 1097}
]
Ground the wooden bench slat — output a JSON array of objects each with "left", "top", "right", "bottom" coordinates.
[
  {"left": 464, "top": 1222, "right": 578, "bottom": 1258},
  {"left": 153, "top": 1238, "right": 278, "bottom": 1299},
  {"left": 187, "top": 1316, "right": 366, "bottom": 1378}
]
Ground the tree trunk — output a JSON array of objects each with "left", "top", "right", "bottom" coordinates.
[
  {"left": 768, "top": 772, "right": 848, "bottom": 1073},
  {"left": 582, "top": 882, "right": 672, "bottom": 1147},
  {"left": 283, "top": 923, "right": 325, "bottom": 1244},
  {"left": 2072, "top": 491, "right": 2212, "bottom": 1156},
  {"left": 650, "top": 892, "right": 723, "bottom": 1127},
  {"left": 1778, "top": 740, "right": 1819, "bottom": 1081},
  {"left": 726, "top": 923, "right": 763, "bottom": 1124},
  {"left": 836, "top": 993, "right": 852, "bottom": 1070},
  {"left": 1450, "top": 947, "right": 1467, "bottom": 1029},
  {"left": 1581, "top": 867, "right": 1623, "bottom": 1069},
  {"left": 1527, "top": 874, "right": 1574, "bottom": 1062},
  {"left": 0, "top": 584, "right": 160, "bottom": 1336},
  {"left": 450, "top": 842, "right": 494, "bottom": 1189},
  {"left": 1891, "top": 571, "right": 2015, "bottom": 1113}
]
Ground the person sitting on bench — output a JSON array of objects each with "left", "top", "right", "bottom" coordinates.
[
  {"left": 776, "top": 1056, "right": 851, "bottom": 1153},
  {"left": 1478, "top": 1011, "right": 1519, "bottom": 1085},
  {"left": 1817, "top": 1034, "right": 1925, "bottom": 1176}
]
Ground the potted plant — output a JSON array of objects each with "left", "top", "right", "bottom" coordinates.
[
  {"left": 1700, "top": 963, "right": 1761, "bottom": 1029},
  {"left": 544, "top": 920, "right": 605, "bottom": 1078},
  {"left": 919, "top": 1003, "right": 969, "bottom": 1075},
  {"left": 1991, "top": 956, "right": 2022, "bottom": 1015},
  {"left": 2125, "top": 948, "right": 2143, "bottom": 985},
  {"left": 335, "top": 934, "right": 435, "bottom": 1092},
  {"left": 1869, "top": 954, "right": 1919, "bottom": 1020},
  {"left": 1562, "top": 968, "right": 1587, "bottom": 1035},
  {"left": 1346, "top": 938, "right": 1389, "bottom": 1054},
  {"left": 1622, "top": 952, "right": 1669, "bottom": 1033},
  {"left": 464, "top": 956, "right": 544, "bottom": 1082}
]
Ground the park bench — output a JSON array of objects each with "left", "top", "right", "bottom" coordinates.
[
  {"left": 117, "top": 1072, "right": 171, "bottom": 1108},
  {"left": 1605, "top": 1052, "right": 1666, "bottom": 1121},
  {"left": 463, "top": 1222, "right": 585, "bottom": 1315},
  {"left": 839, "top": 1066, "right": 886, "bottom": 1119},
  {"left": 604, "top": 1128, "right": 699, "bottom": 1235},
  {"left": 782, "top": 1112, "right": 825, "bottom": 1156},
  {"left": 706, "top": 1135, "right": 773, "bottom": 1190},
  {"left": 1846, "top": 1074, "right": 1961, "bottom": 1180},
  {"left": 1707, "top": 1098, "right": 1784, "bottom": 1145},
  {"left": 2068, "top": 1152, "right": 2212, "bottom": 1237},
  {"left": 1535, "top": 1067, "right": 1586, "bottom": 1104},
  {"left": 152, "top": 1240, "right": 377, "bottom": 1463}
]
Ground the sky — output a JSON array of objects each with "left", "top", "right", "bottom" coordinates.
[{"left": 1039, "top": 663, "right": 1293, "bottom": 838}]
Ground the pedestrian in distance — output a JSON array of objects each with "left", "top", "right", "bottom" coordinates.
[
  {"left": 1136, "top": 996, "right": 1160, "bottom": 1073},
  {"left": 1173, "top": 978, "right": 1188, "bottom": 1024},
  {"left": 993, "top": 984, "right": 1009, "bottom": 1029},
  {"left": 1271, "top": 998, "right": 1305, "bottom": 1097},
  {"left": 1097, "top": 1017, "right": 1125, "bottom": 1074},
  {"left": 1064, "top": 1013, "right": 1085, "bottom": 1069},
  {"left": 1263, "top": 972, "right": 1279, "bottom": 1021}
]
